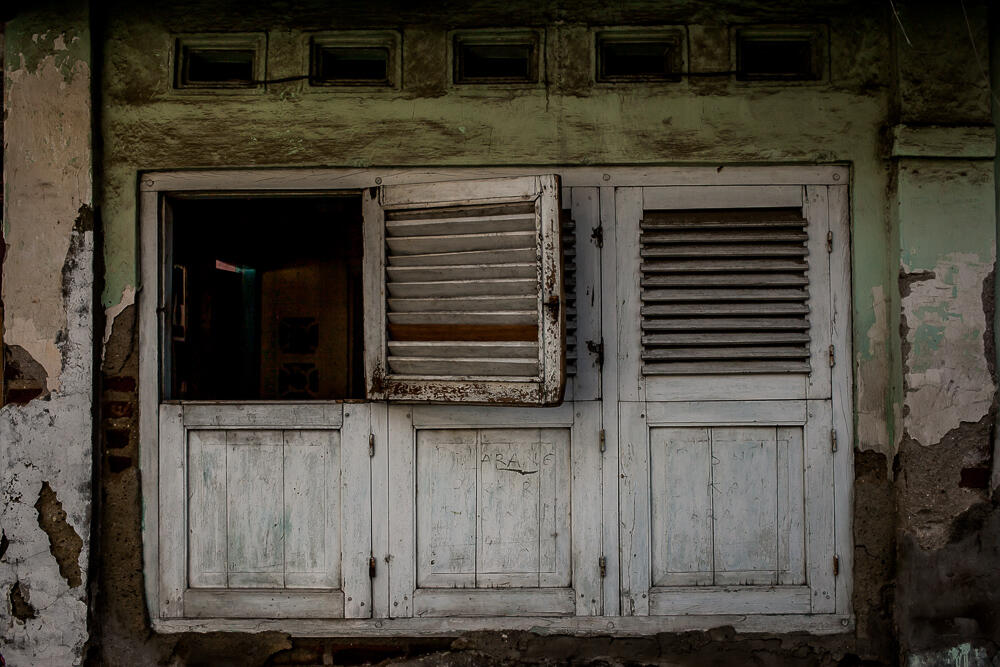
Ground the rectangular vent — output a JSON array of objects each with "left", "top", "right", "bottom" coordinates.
[
  {"left": 640, "top": 208, "right": 811, "bottom": 375},
  {"left": 385, "top": 201, "right": 540, "bottom": 379},
  {"left": 736, "top": 28, "right": 823, "bottom": 81},
  {"left": 174, "top": 35, "right": 264, "bottom": 89},
  {"left": 454, "top": 32, "right": 539, "bottom": 84},
  {"left": 596, "top": 32, "right": 682, "bottom": 82},
  {"left": 313, "top": 46, "right": 389, "bottom": 84},
  {"left": 561, "top": 209, "right": 577, "bottom": 376}
]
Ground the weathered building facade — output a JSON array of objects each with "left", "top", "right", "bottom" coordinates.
[{"left": 1, "top": 1, "right": 998, "bottom": 665}]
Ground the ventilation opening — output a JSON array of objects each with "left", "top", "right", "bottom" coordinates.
[
  {"left": 640, "top": 207, "right": 811, "bottom": 375},
  {"left": 736, "top": 33, "right": 818, "bottom": 80},
  {"left": 312, "top": 45, "right": 390, "bottom": 85},
  {"left": 596, "top": 34, "right": 681, "bottom": 82},
  {"left": 454, "top": 35, "right": 538, "bottom": 84},
  {"left": 179, "top": 47, "right": 256, "bottom": 87},
  {"left": 167, "top": 196, "right": 365, "bottom": 400}
]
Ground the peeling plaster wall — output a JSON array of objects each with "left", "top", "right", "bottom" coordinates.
[{"left": 1, "top": 5, "right": 94, "bottom": 666}]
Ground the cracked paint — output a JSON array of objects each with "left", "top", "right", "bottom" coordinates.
[
  {"left": 1, "top": 13, "right": 93, "bottom": 666},
  {"left": 902, "top": 255, "right": 996, "bottom": 447}
]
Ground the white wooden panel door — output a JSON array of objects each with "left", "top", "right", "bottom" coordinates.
[
  {"left": 382, "top": 402, "right": 603, "bottom": 618},
  {"left": 615, "top": 184, "right": 844, "bottom": 617},
  {"left": 158, "top": 403, "right": 372, "bottom": 619}
]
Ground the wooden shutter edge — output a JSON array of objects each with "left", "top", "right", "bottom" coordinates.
[{"left": 539, "top": 175, "right": 566, "bottom": 405}]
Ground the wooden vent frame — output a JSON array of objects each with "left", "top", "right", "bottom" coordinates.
[
  {"left": 363, "top": 175, "right": 565, "bottom": 404},
  {"left": 640, "top": 207, "right": 812, "bottom": 375}
]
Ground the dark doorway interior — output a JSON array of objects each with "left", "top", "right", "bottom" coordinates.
[{"left": 168, "top": 195, "right": 364, "bottom": 401}]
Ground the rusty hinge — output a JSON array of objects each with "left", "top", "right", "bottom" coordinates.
[
  {"left": 828, "top": 345, "right": 835, "bottom": 367},
  {"left": 368, "top": 433, "right": 375, "bottom": 457},
  {"left": 599, "top": 556, "right": 607, "bottom": 578},
  {"left": 827, "top": 230, "right": 833, "bottom": 253},
  {"left": 591, "top": 224, "right": 604, "bottom": 248},
  {"left": 369, "top": 555, "right": 377, "bottom": 578},
  {"left": 587, "top": 338, "right": 604, "bottom": 368},
  {"left": 599, "top": 429, "right": 607, "bottom": 453},
  {"left": 831, "top": 428, "right": 838, "bottom": 453},
  {"left": 833, "top": 554, "right": 840, "bottom": 577}
]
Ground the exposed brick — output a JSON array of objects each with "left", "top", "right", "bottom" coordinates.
[
  {"left": 105, "top": 428, "right": 130, "bottom": 450},
  {"left": 103, "top": 401, "right": 133, "bottom": 419},
  {"left": 103, "top": 375, "right": 137, "bottom": 392}
]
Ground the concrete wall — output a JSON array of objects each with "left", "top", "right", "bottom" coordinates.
[
  {"left": 1, "top": 0, "right": 998, "bottom": 664},
  {"left": 1, "top": 2, "right": 94, "bottom": 665}
]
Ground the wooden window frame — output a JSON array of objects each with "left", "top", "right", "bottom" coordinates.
[
  {"left": 171, "top": 33, "right": 267, "bottom": 93},
  {"left": 139, "top": 166, "right": 852, "bottom": 636}
]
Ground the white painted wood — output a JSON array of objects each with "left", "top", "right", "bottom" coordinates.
[
  {"left": 641, "top": 185, "right": 803, "bottom": 210},
  {"left": 283, "top": 430, "right": 340, "bottom": 589},
  {"left": 645, "top": 400, "right": 806, "bottom": 425},
  {"left": 649, "top": 428, "right": 713, "bottom": 587},
  {"left": 416, "top": 429, "right": 478, "bottom": 589},
  {"left": 139, "top": 189, "right": 161, "bottom": 618},
  {"left": 413, "top": 589, "right": 575, "bottom": 618},
  {"left": 154, "top": 612, "right": 854, "bottom": 636},
  {"left": 341, "top": 403, "right": 372, "bottom": 618},
  {"left": 188, "top": 430, "right": 228, "bottom": 588},
  {"left": 389, "top": 247, "right": 537, "bottom": 267},
  {"left": 382, "top": 175, "right": 543, "bottom": 207},
  {"left": 386, "top": 212, "right": 535, "bottom": 236},
  {"left": 370, "top": 401, "right": 390, "bottom": 618},
  {"left": 829, "top": 184, "right": 854, "bottom": 615},
  {"left": 158, "top": 404, "right": 186, "bottom": 618},
  {"left": 619, "top": 402, "right": 649, "bottom": 615},
  {"left": 181, "top": 403, "right": 343, "bottom": 428},
  {"left": 184, "top": 590, "right": 345, "bottom": 619},
  {"left": 615, "top": 187, "right": 645, "bottom": 402},
  {"left": 646, "top": 375, "right": 807, "bottom": 402},
  {"left": 571, "top": 187, "right": 602, "bottom": 401},
  {"left": 648, "top": 586, "right": 811, "bottom": 615},
  {"left": 362, "top": 188, "right": 387, "bottom": 399},
  {"left": 777, "top": 427, "right": 806, "bottom": 586},
  {"left": 805, "top": 185, "right": 833, "bottom": 400},
  {"left": 387, "top": 230, "right": 536, "bottom": 255},
  {"left": 711, "top": 427, "right": 778, "bottom": 584},
  {"left": 388, "top": 405, "right": 415, "bottom": 617},
  {"left": 598, "top": 186, "right": 621, "bottom": 615},
  {"left": 226, "top": 430, "right": 284, "bottom": 588},
  {"left": 387, "top": 261, "right": 536, "bottom": 281},
  {"left": 571, "top": 402, "right": 603, "bottom": 614},
  {"left": 140, "top": 165, "right": 849, "bottom": 193},
  {"left": 411, "top": 403, "right": 574, "bottom": 428},
  {"left": 805, "top": 399, "right": 835, "bottom": 613},
  {"left": 387, "top": 279, "right": 535, "bottom": 299}
]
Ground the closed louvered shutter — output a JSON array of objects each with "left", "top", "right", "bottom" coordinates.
[
  {"left": 640, "top": 207, "right": 811, "bottom": 375},
  {"left": 363, "top": 175, "right": 564, "bottom": 404}
]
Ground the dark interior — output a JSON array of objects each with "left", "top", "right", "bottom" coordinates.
[
  {"left": 598, "top": 39, "right": 678, "bottom": 80},
  {"left": 456, "top": 41, "right": 534, "bottom": 82},
  {"left": 168, "top": 195, "right": 364, "bottom": 401},
  {"left": 737, "top": 38, "right": 814, "bottom": 79},
  {"left": 182, "top": 48, "right": 256, "bottom": 85},
  {"left": 315, "top": 46, "right": 390, "bottom": 83}
]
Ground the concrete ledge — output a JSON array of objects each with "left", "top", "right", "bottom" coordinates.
[
  {"left": 892, "top": 124, "right": 996, "bottom": 159},
  {"left": 153, "top": 614, "right": 855, "bottom": 637}
]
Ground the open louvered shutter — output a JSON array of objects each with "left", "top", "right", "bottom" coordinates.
[
  {"left": 363, "top": 175, "right": 565, "bottom": 404},
  {"left": 640, "top": 207, "right": 811, "bottom": 374}
]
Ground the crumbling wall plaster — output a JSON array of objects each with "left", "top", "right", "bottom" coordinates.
[{"left": 1, "top": 10, "right": 94, "bottom": 666}]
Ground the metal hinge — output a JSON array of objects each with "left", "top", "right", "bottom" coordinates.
[
  {"left": 831, "top": 429, "right": 838, "bottom": 453},
  {"left": 587, "top": 338, "right": 604, "bottom": 368},
  {"left": 599, "top": 429, "right": 607, "bottom": 453},
  {"left": 833, "top": 554, "right": 840, "bottom": 577},
  {"left": 599, "top": 556, "right": 607, "bottom": 578},
  {"left": 591, "top": 224, "right": 604, "bottom": 248},
  {"left": 827, "top": 230, "right": 833, "bottom": 253},
  {"left": 369, "top": 555, "right": 377, "bottom": 578},
  {"left": 368, "top": 433, "right": 375, "bottom": 457},
  {"left": 828, "top": 345, "right": 835, "bottom": 367}
]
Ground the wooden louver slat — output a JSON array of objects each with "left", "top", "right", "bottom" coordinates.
[
  {"left": 640, "top": 207, "right": 811, "bottom": 375},
  {"left": 384, "top": 200, "right": 541, "bottom": 379},
  {"left": 561, "top": 208, "right": 577, "bottom": 376}
]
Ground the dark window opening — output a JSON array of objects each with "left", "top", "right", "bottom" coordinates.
[
  {"left": 737, "top": 35, "right": 817, "bottom": 80},
  {"left": 178, "top": 47, "right": 256, "bottom": 87},
  {"left": 167, "top": 196, "right": 365, "bottom": 401},
  {"left": 312, "top": 45, "right": 390, "bottom": 85},
  {"left": 454, "top": 36, "right": 537, "bottom": 83},
  {"left": 597, "top": 35, "right": 681, "bottom": 82}
]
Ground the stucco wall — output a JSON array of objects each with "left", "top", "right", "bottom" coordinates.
[{"left": 1, "top": 3, "right": 94, "bottom": 665}]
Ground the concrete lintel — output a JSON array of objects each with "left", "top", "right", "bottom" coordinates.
[{"left": 891, "top": 124, "right": 996, "bottom": 159}]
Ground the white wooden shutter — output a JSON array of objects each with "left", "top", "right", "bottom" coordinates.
[{"left": 364, "top": 175, "right": 565, "bottom": 404}]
